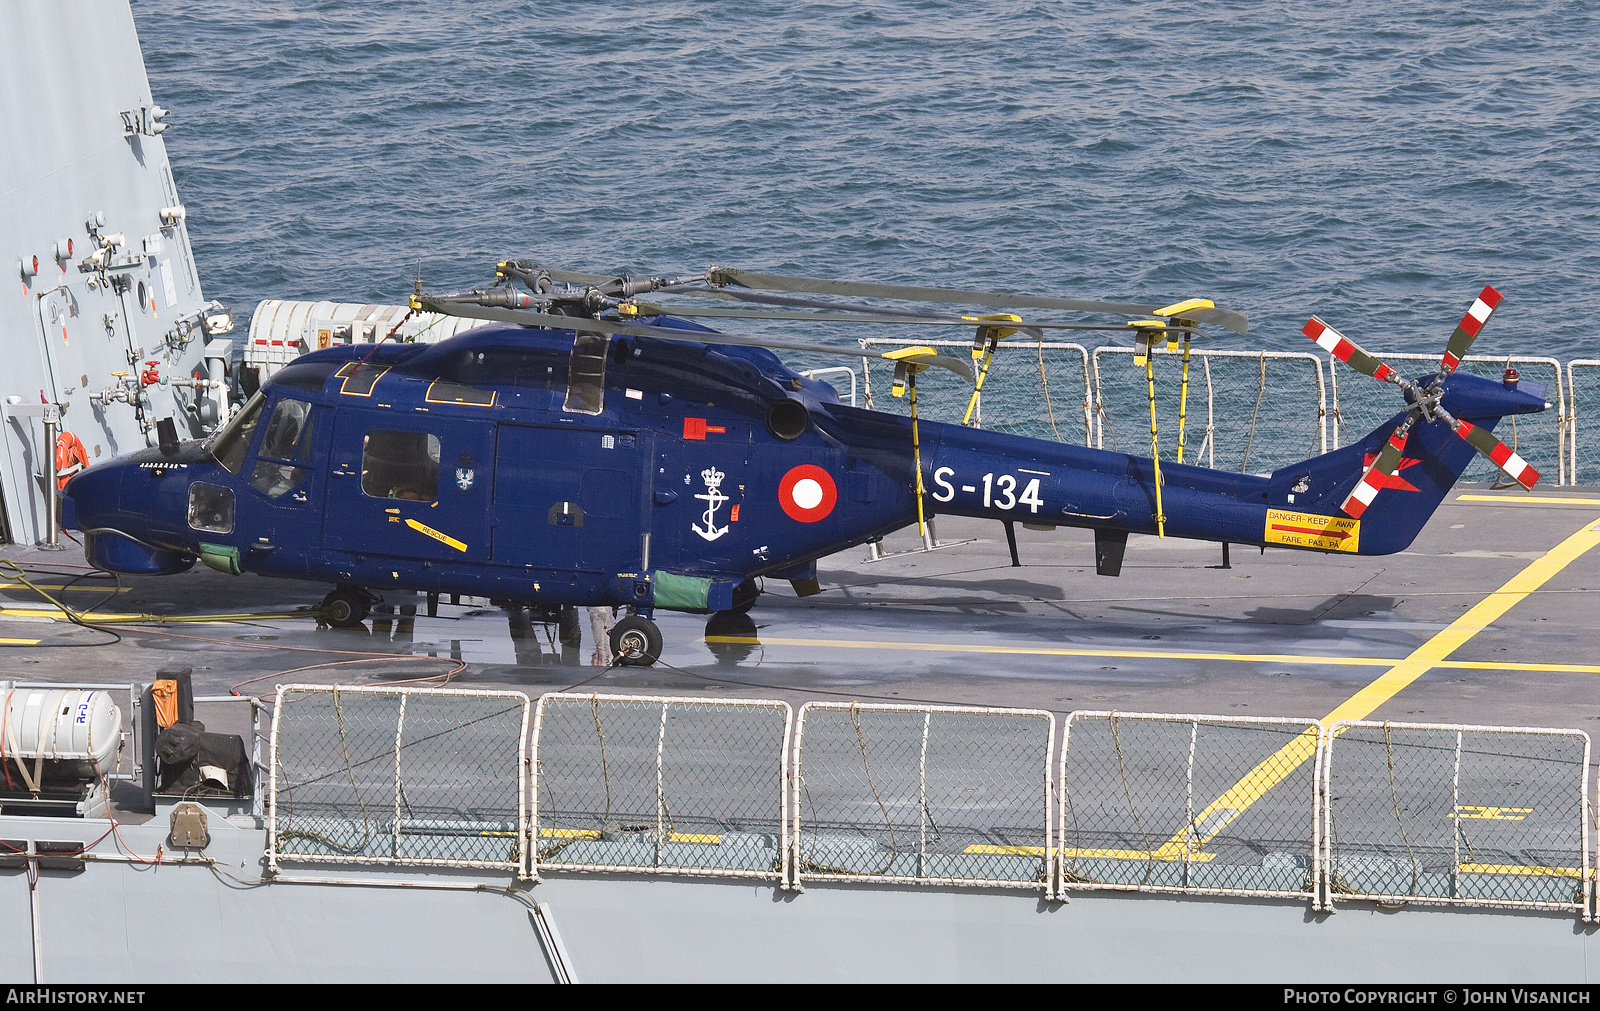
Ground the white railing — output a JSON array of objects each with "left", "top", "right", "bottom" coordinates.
[
  {"left": 1321, "top": 720, "right": 1590, "bottom": 915},
  {"left": 262, "top": 688, "right": 1600, "bottom": 918},
  {"left": 843, "top": 341, "right": 1600, "bottom": 486},
  {"left": 267, "top": 684, "right": 531, "bottom": 874},
  {"left": 1566, "top": 360, "right": 1600, "bottom": 485},
  {"left": 1094, "top": 347, "right": 1328, "bottom": 469},
  {"left": 792, "top": 702, "right": 1055, "bottom": 893},
  {"left": 1059, "top": 712, "right": 1323, "bottom": 900},
  {"left": 531, "top": 693, "right": 791, "bottom": 883},
  {"left": 858, "top": 338, "right": 1094, "bottom": 445}
]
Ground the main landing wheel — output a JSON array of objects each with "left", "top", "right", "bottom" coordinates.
[
  {"left": 730, "top": 577, "right": 760, "bottom": 614},
  {"left": 609, "top": 615, "right": 662, "bottom": 667},
  {"left": 321, "top": 586, "right": 370, "bottom": 629}
]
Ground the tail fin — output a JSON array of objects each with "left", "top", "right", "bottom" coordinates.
[{"left": 1267, "top": 371, "right": 1549, "bottom": 555}]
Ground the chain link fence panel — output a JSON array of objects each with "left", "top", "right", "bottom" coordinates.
[
  {"left": 793, "top": 702, "right": 1054, "bottom": 892},
  {"left": 1330, "top": 354, "right": 1565, "bottom": 485},
  {"left": 1093, "top": 348, "right": 1327, "bottom": 474},
  {"left": 1323, "top": 721, "right": 1590, "bottom": 912},
  {"left": 268, "top": 685, "right": 530, "bottom": 872},
  {"left": 532, "top": 693, "right": 790, "bottom": 881},
  {"left": 1059, "top": 712, "right": 1322, "bottom": 898},
  {"left": 859, "top": 339, "right": 1093, "bottom": 445},
  {"left": 1566, "top": 361, "right": 1600, "bottom": 486}
]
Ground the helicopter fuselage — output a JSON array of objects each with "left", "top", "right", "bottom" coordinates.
[{"left": 62, "top": 319, "right": 1550, "bottom": 616}]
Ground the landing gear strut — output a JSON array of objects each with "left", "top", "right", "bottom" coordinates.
[
  {"left": 609, "top": 614, "right": 662, "bottom": 666},
  {"left": 558, "top": 606, "right": 582, "bottom": 650}
]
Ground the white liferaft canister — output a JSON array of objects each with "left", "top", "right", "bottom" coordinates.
[{"left": 0, "top": 690, "right": 121, "bottom": 776}]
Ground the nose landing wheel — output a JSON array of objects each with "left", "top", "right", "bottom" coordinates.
[
  {"left": 609, "top": 615, "right": 662, "bottom": 666},
  {"left": 321, "top": 586, "right": 372, "bottom": 629}
]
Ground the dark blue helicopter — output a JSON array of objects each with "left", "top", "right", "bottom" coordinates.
[{"left": 60, "top": 266, "right": 1548, "bottom": 665}]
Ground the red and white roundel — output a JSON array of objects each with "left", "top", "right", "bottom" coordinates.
[{"left": 778, "top": 464, "right": 837, "bottom": 523}]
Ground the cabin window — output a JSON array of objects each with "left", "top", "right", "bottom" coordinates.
[
  {"left": 360, "top": 429, "right": 440, "bottom": 501},
  {"left": 210, "top": 391, "right": 265, "bottom": 475},
  {"left": 562, "top": 334, "right": 608, "bottom": 415},
  {"left": 249, "top": 397, "right": 317, "bottom": 498},
  {"left": 187, "top": 483, "right": 235, "bottom": 534}
]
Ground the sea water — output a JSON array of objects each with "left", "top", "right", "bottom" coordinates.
[{"left": 131, "top": 1, "right": 1600, "bottom": 475}]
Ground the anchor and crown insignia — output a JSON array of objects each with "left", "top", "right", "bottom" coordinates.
[{"left": 692, "top": 466, "right": 730, "bottom": 541}]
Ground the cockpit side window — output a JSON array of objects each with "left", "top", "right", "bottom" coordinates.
[
  {"left": 360, "top": 429, "right": 440, "bottom": 502},
  {"left": 249, "top": 397, "right": 319, "bottom": 499},
  {"left": 210, "top": 391, "right": 265, "bottom": 475},
  {"left": 562, "top": 334, "right": 608, "bottom": 415},
  {"left": 261, "top": 397, "right": 314, "bottom": 460}
]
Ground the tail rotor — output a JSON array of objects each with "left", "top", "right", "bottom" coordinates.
[{"left": 1305, "top": 285, "right": 1538, "bottom": 519}]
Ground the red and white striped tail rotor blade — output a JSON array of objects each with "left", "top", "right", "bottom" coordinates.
[
  {"left": 1441, "top": 285, "right": 1503, "bottom": 373},
  {"left": 1303, "top": 317, "right": 1401, "bottom": 384},
  {"left": 1454, "top": 420, "right": 1539, "bottom": 490},
  {"left": 1340, "top": 427, "right": 1410, "bottom": 519}
]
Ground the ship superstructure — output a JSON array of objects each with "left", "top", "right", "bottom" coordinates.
[{"left": 0, "top": 1, "right": 230, "bottom": 547}]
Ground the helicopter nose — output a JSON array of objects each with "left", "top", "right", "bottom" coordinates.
[
  {"left": 61, "top": 459, "right": 125, "bottom": 530},
  {"left": 62, "top": 459, "right": 196, "bottom": 575}
]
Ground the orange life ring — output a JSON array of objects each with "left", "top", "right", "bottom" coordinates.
[{"left": 55, "top": 431, "right": 88, "bottom": 489}]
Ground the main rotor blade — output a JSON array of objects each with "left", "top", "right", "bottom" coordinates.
[
  {"left": 1303, "top": 317, "right": 1402, "bottom": 384},
  {"left": 661, "top": 284, "right": 947, "bottom": 320},
  {"left": 1341, "top": 425, "right": 1410, "bottom": 519},
  {"left": 631, "top": 300, "right": 1196, "bottom": 334},
  {"left": 413, "top": 297, "right": 976, "bottom": 381},
  {"left": 707, "top": 267, "right": 1250, "bottom": 335},
  {"left": 1453, "top": 420, "right": 1539, "bottom": 490},
  {"left": 1441, "top": 285, "right": 1503, "bottom": 373}
]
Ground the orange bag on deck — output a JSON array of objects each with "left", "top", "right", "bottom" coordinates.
[{"left": 152, "top": 679, "right": 179, "bottom": 729}]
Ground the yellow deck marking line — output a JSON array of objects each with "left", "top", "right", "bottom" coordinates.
[
  {"left": 540, "top": 828, "right": 601, "bottom": 840},
  {"left": 537, "top": 827, "right": 720, "bottom": 844},
  {"left": 709, "top": 635, "right": 1391, "bottom": 665},
  {"left": 965, "top": 844, "right": 1217, "bottom": 862},
  {"left": 0, "top": 583, "right": 131, "bottom": 592},
  {"left": 1453, "top": 805, "right": 1532, "bottom": 821},
  {"left": 1455, "top": 495, "right": 1600, "bottom": 505},
  {"left": 1155, "top": 513, "right": 1600, "bottom": 860},
  {"left": 1458, "top": 863, "right": 1581, "bottom": 878},
  {"left": 704, "top": 635, "right": 1600, "bottom": 675},
  {"left": 0, "top": 607, "right": 297, "bottom": 626},
  {"left": 0, "top": 607, "right": 150, "bottom": 620},
  {"left": 0, "top": 607, "right": 254, "bottom": 622},
  {"left": 1436, "top": 660, "right": 1600, "bottom": 674},
  {"left": 0, "top": 638, "right": 41, "bottom": 646}
]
